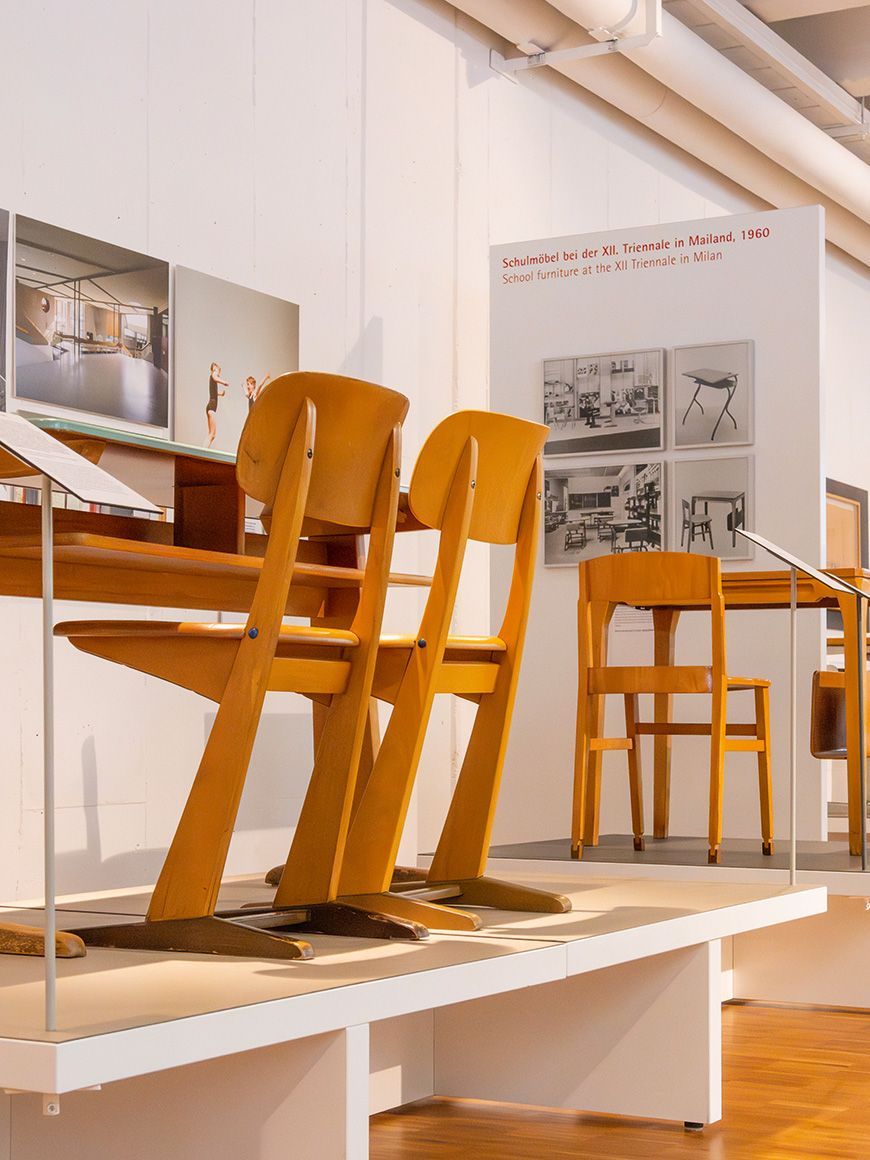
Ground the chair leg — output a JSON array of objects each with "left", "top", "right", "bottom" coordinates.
[
  {"left": 583, "top": 696, "right": 604, "bottom": 848},
  {"left": 708, "top": 685, "right": 727, "bottom": 864},
  {"left": 755, "top": 686, "right": 774, "bottom": 856},
  {"left": 624, "top": 694, "right": 645, "bottom": 851},
  {"left": 571, "top": 693, "right": 592, "bottom": 858}
]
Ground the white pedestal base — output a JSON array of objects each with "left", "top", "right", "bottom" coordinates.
[
  {"left": 0, "top": 1025, "right": 370, "bottom": 1160},
  {"left": 434, "top": 941, "right": 722, "bottom": 1126}
]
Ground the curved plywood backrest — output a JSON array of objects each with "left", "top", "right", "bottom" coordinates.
[
  {"left": 408, "top": 411, "right": 548, "bottom": 545},
  {"left": 581, "top": 551, "right": 720, "bottom": 608},
  {"left": 237, "top": 371, "right": 409, "bottom": 528}
]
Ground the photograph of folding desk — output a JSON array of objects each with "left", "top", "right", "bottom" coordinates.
[
  {"left": 580, "top": 565, "right": 870, "bottom": 858},
  {"left": 681, "top": 368, "right": 739, "bottom": 442}
]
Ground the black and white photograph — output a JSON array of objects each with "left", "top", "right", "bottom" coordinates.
[
  {"left": 671, "top": 455, "right": 753, "bottom": 560},
  {"left": 13, "top": 216, "right": 170, "bottom": 432},
  {"left": 174, "top": 267, "right": 300, "bottom": 454},
  {"left": 671, "top": 340, "right": 754, "bottom": 449},
  {"left": 543, "top": 459, "right": 663, "bottom": 566},
  {"left": 0, "top": 209, "right": 8, "bottom": 412},
  {"left": 543, "top": 348, "right": 664, "bottom": 457}
]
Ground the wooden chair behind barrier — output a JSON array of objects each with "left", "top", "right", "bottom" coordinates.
[
  {"left": 281, "top": 410, "right": 570, "bottom": 924},
  {"left": 573, "top": 552, "right": 774, "bottom": 865},
  {"left": 811, "top": 669, "right": 870, "bottom": 755},
  {"left": 55, "top": 371, "right": 410, "bottom": 958}
]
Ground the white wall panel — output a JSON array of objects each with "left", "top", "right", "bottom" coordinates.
[{"left": 0, "top": 0, "right": 865, "bottom": 895}]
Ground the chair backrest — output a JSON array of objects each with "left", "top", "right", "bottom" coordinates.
[
  {"left": 681, "top": 498, "right": 690, "bottom": 519},
  {"left": 579, "top": 552, "right": 727, "bottom": 679},
  {"left": 238, "top": 371, "right": 409, "bottom": 529},
  {"left": 581, "top": 551, "right": 718, "bottom": 607},
  {"left": 408, "top": 411, "right": 548, "bottom": 545}
]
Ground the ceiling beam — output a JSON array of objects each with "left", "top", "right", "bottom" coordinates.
[
  {"left": 690, "top": 0, "right": 867, "bottom": 126},
  {"left": 744, "top": 0, "right": 870, "bottom": 23}
]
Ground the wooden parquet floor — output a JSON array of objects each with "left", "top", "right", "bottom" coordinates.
[{"left": 370, "top": 1002, "right": 870, "bottom": 1159}]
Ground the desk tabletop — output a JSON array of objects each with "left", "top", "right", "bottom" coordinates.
[
  {"left": 692, "top": 490, "right": 745, "bottom": 501},
  {"left": 682, "top": 369, "right": 737, "bottom": 386}
]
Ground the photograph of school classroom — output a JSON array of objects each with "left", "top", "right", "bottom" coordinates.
[
  {"left": 543, "top": 459, "right": 663, "bottom": 566},
  {"left": 543, "top": 348, "right": 664, "bottom": 456}
]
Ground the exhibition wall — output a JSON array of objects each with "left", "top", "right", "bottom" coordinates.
[
  {"left": 0, "top": 0, "right": 867, "bottom": 898},
  {"left": 490, "top": 207, "right": 826, "bottom": 846}
]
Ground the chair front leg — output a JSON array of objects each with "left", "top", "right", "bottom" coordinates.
[
  {"left": 583, "top": 694, "right": 604, "bottom": 847},
  {"left": 572, "top": 691, "right": 593, "bottom": 858},
  {"left": 624, "top": 693, "right": 645, "bottom": 851}
]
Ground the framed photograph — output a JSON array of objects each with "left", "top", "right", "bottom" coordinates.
[
  {"left": 543, "top": 348, "right": 664, "bottom": 457},
  {"left": 12, "top": 216, "right": 170, "bottom": 434},
  {"left": 543, "top": 459, "right": 664, "bottom": 567},
  {"left": 671, "top": 456, "right": 754, "bottom": 561},
  {"left": 671, "top": 340, "right": 754, "bottom": 449},
  {"left": 0, "top": 208, "right": 8, "bottom": 412},
  {"left": 174, "top": 267, "right": 300, "bottom": 454}
]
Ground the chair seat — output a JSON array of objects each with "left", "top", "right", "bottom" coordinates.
[
  {"left": 54, "top": 620, "right": 359, "bottom": 649},
  {"left": 587, "top": 665, "right": 770, "bottom": 695},
  {"left": 379, "top": 634, "right": 506, "bottom": 652},
  {"left": 728, "top": 676, "right": 771, "bottom": 690}
]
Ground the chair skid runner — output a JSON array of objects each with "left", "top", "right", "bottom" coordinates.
[{"left": 572, "top": 552, "right": 774, "bottom": 866}]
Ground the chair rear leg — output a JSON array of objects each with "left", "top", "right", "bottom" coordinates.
[
  {"left": 755, "top": 685, "right": 774, "bottom": 856},
  {"left": 624, "top": 693, "right": 645, "bottom": 851}
]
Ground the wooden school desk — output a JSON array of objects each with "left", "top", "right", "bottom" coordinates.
[
  {"left": 0, "top": 417, "right": 429, "bottom": 615},
  {"left": 584, "top": 566, "right": 870, "bottom": 858}
]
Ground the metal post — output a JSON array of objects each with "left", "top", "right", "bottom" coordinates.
[
  {"left": 41, "top": 476, "right": 56, "bottom": 1032},
  {"left": 789, "top": 567, "right": 797, "bottom": 886},
  {"left": 857, "top": 592, "right": 867, "bottom": 873}
]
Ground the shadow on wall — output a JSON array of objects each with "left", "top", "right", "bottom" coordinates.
[
  {"left": 340, "top": 315, "right": 383, "bottom": 384},
  {"left": 32, "top": 714, "right": 313, "bottom": 900}
]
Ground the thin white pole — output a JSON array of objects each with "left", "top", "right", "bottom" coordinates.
[
  {"left": 41, "top": 476, "right": 56, "bottom": 1032},
  {"left": 789, "top": 566, "right": 797, "bottom": 886}
]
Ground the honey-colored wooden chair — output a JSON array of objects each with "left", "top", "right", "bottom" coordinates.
[
  {"left": 275, "top": 410, "right": 570, "bottom": 925},
  {"left": 573, "top": 552, "right": 774, "bottom": 865},
  {"left": 810, "top": 671, "right": 870, "bottom": 757},
  {"left": 55, "top": 371, "right": 410, "bottom": 958}
]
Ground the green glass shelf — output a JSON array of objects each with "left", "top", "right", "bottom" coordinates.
[{"left": 28, "top": 416, "right": 236, "bottom": 465}]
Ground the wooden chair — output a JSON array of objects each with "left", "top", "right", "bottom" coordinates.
[
  {"left": 810, "top": 670, "right": 870, "bottom": 758},
  {"left": 573, "top": 552, "right": 774, "bottom": 865},
  {"left": 282, "top": 410, "right": 570, "bottom": 924},
  {"left": 54, "top": 371, "right": 410, "bottom": 958}
]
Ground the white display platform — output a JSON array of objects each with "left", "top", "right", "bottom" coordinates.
[
  {"left": 0, "top": 874, "right": 824, "bottom": 1160},
  {"left": 482, "top": 850, "right": 870, "bottom": 898}
]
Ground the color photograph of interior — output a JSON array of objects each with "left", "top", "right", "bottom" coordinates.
[{"left": 13, "top": 217, "right": 169, "bottom": 430}]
